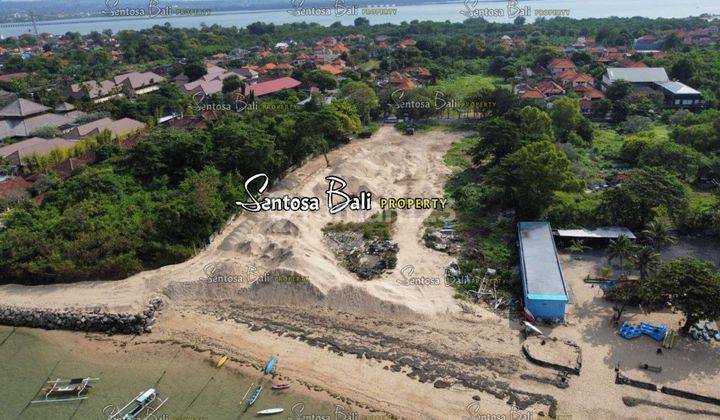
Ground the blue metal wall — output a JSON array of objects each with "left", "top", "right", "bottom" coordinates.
[{"left": 525, "top": 296, "right": 566, "bottom": 320}]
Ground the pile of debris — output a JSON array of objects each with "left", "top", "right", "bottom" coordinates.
[
  {"left": 324, "top": 231, "right": 399, "bottom": 280},
  {"left": 424, "top": 221, "right": 461, "bottom": 254}
]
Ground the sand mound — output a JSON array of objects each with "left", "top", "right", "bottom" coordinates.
[{"left": 262, "top": 219, "right": 301, "bottom": 236}]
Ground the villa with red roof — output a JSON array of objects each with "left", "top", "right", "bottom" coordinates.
[{"left": 242, "top": 77, "right": 302, "bottom": 97}]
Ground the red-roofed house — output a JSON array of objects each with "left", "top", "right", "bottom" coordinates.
[
  {"left": 399, "top": 38, "right": 417, "bottom": 48},
  {"left": 520, "top": 89, "right": 547, "bottom": 100},
  {"left": 0, "top": 72, "right": 29, "bottom": 83},
  {"left": 318, "top": 64, "right": 343, "bottom": 75},
  {"left": 242, "top": 77, "right": 302, "bottom": 97},
  {"left": 0, "top": 177, "right": 32, "bottom": 203},
  {"left": 547, "top": 58, "right": 576, "bottom": 76},
  {"left": 536, "top": 79, "right": 565, "bottom": 96}
]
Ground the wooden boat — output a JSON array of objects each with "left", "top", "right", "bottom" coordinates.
[
  {"left": 107, "top": 388, "right": 168, "bottom": 420},
  {"left": 263, "top": 356, "right": 277, "bottom": 375},
  {"left": 31, "top": 377, "right": 99, "bottom": 404},
  {"left": 257, "top": 408, "right": 284, "bottom": 416},
  {"left": 270, "top": 383, "right": 290, "bottom": 390},
  {"left": 216, "top": 355, "right": 228, "bottom": 368},
  {"left": 246, "top": 384, "right": 263, "bottom": 407}
]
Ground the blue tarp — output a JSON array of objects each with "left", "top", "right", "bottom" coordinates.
[{"left": 619, "top": 322, "right": 666, "bottom": 341}]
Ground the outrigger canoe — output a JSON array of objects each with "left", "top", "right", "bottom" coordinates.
[
  {"left": 270, "top": 383, "right": 290, "bottom": 390},
  {"left": 258, "top": 408, "right": 284, "bottom": 416},
  {"left": 216, "top": 355, "right": 228, "bottom": 368},
  {"left": 247, "top": 384, "right": 263, "bottom": 407},
  {"left": 31, "top": 377, "right": 99, "bottom": 404}
]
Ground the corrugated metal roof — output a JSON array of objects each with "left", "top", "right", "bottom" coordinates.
[
  {"left": 518, "top": 222, "right": 568, "bottom": 299},
  {"left": 605, "top": 67, "right": 669, "bottom": 83},
  {"left": 656, "top": 81, "right": 701, "bottom": 95},
  {"left": 555, "top": 227, "right": 636, "bottom": 240}
]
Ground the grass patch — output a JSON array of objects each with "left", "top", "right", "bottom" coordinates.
[
  {"left": 689, "top": 189, "right": 718, "bottom": 212},
  {"left": 436, "top": 75, "right": 501, "bottom": 102},
  {"left": 358, "top": 60, "right": 380, "bottom": 71},
  {"left": 323, "top": 210, "right": 398, "bottom": 240},
  {"left": 592, "top": 128, "right": 624, "bottom": 162},
  {"left": 444, "top": 135, "right": 479, "bottom": 169}
]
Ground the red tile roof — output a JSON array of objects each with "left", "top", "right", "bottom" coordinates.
[
  {"left": 318, "top": 64, "right": 343, "bottom": 75},
  {"left": 0, "top": 72, "right": 29, "bottom": 82},
  {"left": 243, "top": 77, "right": 302, "bottom": 97},
  {"left": 521, "top": 89, "right": 546, "bottom": 99},
  {"left": 548, "top": 58, "right": 576, "bottom": 70},
  {"left": 0, "top": 177, "right": 32, "bottom": 199}
]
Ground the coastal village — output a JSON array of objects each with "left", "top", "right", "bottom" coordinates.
[{"left": 0, "top": 12, "right": 719, "bottom": 420}]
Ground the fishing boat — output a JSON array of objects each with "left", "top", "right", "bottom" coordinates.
[
  {"left": 31, "top": 377, "right": 99, "bottom": 404},
  {"left": 246, "top": 384, "right": 263, "bottom": 407},
  {"left": 271, "top": 383, "right": 290, "bottom": 390},
  {"left": 257, "top": 408, "right": 284, "bottom": 416},
  {"left": 107, "top": 388, "right": 168, "bottom": 420},
  {"left": 216, "top": 355, "right": 228, "bottom": 368},
  {"left": 263, "top": 356, "right": 277, "bottom": 375}
]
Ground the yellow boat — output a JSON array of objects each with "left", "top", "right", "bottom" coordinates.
[{"left": 216, "top": 355, "right": 228, "bottom": 368}]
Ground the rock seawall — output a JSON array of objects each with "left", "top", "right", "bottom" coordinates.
[{"left": 0, "top": 298, "right": 162, "bottom": 335}]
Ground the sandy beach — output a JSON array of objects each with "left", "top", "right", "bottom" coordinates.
[{"left": 2, "top": 127, "right": 720, "bottom": 419}]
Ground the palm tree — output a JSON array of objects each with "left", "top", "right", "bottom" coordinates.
[
  {"left": 642, "top": 220, "right": 676, "bottom": 249},
  {"left": 632, "top": 246, "right": 660, "bottom": 283},
  {"left": 607, "top": 235, "right": 635, "bottom": 279}
]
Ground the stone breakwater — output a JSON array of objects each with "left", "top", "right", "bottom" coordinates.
[{"left": 0, "top": 298, "right": 162, "bottom": 335}]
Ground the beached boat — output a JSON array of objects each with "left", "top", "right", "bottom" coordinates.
[
  {"left": 270, "top": 383, "right": 290, "bottom": 390},
  {"left": 257, "top": 408, "right": 284, "bottom": 416},
  {"left": 107, "top": 388, "right": 168, "bottom": 420},
  {"left": 247, "top": 384, "right": 263, "bottom": 407},
  {"left": 216, "top": 355, "right": 228, "bottom": 368},
  {"left": 31, "top": 377, "right": 99, "bottom": 404},
  {"left": 263, "top": 356, "right": 277, "bottom": 375}
]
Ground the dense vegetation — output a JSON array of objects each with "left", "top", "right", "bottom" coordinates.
[{"left": 0, "top": 99, "right": 360, "bottom": 284}]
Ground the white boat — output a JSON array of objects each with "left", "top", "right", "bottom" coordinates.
[
  {"left": 106, "top": 388, "right": 168, "bottom": 420},
  {"left": 257, "top": 408, "right": 284, "bottom": 416},
  {"left": 523, "top": 321, "right": 544, "bottom": 336}
]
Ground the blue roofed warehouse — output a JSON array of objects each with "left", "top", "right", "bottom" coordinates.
[{"left": 518, "top": 222, "right": 569, "bottom": 321}]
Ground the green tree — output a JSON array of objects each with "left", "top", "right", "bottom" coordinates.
[
  {"left": 471, "top": 117, "right": 521, "bottom": 164},
  {"left": 184, "top": 62, "right": 207, "bottom": 82},
  {"left": 339, "top": 81, "right": 378, "bottom": 124},
  {"left": 222, "top": 75, "right": 243, "bottom": 94},
  {"left": 492, "top": 141, "right": 581, "bottom": 218},
  {"left": 641, "top": 220, "right": 676, "bottom": 248},
  {"left": 633, "top": 245, "right": 660, "bottom": 282},
  {"left": 599, "top": 168, "right": 688, "bottom": 229},
  {"left": 607, "top": 235, "right": 635, "bottom": 278},
  {"left": 642, "top": 258, "right": 720, "bottom": 333},
  {"left": 306, "top": 70, "right": 338, "bottom": 92},
  {"left": 605, "top": 80, "right": 634, "bottom": 102}
]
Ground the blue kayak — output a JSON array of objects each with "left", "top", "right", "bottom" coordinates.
[{"left": 263, "top": 356, "right": 277, "bottom": 375}]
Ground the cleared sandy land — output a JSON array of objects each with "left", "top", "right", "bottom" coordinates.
[{"left": 0, "top": 126, "right": 460, "bottom": 314}]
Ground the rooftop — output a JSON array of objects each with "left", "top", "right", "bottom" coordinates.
[
  {"left": 604, "top": 67, "right": 669, "bottom": 83},
  {"left": 0, "top": 98, "right": 50, "bottom": 118},
  {"left": 656, "top": 81, "right": 702, "bottom": 95},
  {"left": 243, "top": 77, "right": 301, "bottom": 97},
  {"left": 555, "top": 227, "right": 636, "bottom": 240},
  {"left": 518, "top": 222, "right": 569, "bottom": 300}
]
